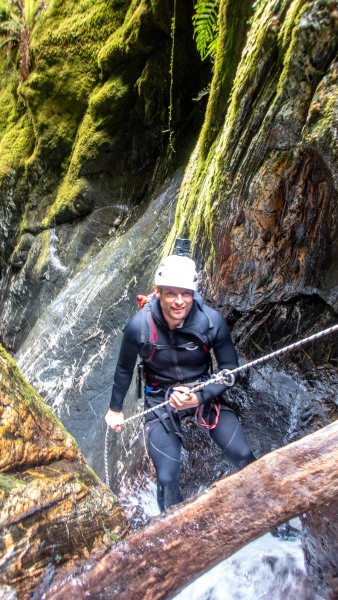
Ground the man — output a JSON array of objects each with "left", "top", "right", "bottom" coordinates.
[{"left": 105, "top": 254, "right": 256, "bottom": 511}]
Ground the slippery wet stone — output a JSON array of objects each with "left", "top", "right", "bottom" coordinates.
[{"left": 301, "top": 499, "right": 338, "bottom": 599}]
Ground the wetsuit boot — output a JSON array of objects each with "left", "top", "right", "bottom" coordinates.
[
  {"left": 236, "top": 451, "right": 256, "bottom": 470},
  {"left": 270, "top": 521, "right": 301, "bottom": 540},
  {"left": 157, "top": 482, "right": 183, "bottom": 513}
]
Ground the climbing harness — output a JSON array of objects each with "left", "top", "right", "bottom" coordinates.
[
  {"left": 122, "top": 323, "right": 338, "bottom": 425},
  {"left": 104, "top": 322, "right": 338, "bottom": 486}
]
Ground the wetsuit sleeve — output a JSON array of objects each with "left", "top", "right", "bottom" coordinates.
[
  {"left": 197, "top": 309, "right": 239, "bottom": 405},
  {"left": 109, "top": 313, "right": 141, "bottom": 411}
]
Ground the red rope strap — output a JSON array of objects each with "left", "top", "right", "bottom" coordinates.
[{"left": 195, "top": 401, "right": 221, "bottom": 430}]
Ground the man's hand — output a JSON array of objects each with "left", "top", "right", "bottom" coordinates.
[
  {"left": 169, "top": 386, "right": 200, "bottom": 410},
  {"left": 105, "top": 409, "right": 124, "bottom": 432}
]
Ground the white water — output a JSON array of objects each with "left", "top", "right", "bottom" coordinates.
[
  {"left": 174, "top": 532, "right": 315, "bottom": 600},
  {"left": 126, "top": 480, "right": 319, "bottom": 600}
]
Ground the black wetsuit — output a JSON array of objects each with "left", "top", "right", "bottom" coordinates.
[{"left": 110, "top": 293, "right": 255, "bottom": 510}]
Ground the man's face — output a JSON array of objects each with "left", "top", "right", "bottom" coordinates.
[{"left": 156, "top": 286, "right": 194, "bottom": 329}]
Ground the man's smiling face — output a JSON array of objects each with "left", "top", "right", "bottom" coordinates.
[{"left": 156, "top": 286, "right": 194, "bottom": 330}]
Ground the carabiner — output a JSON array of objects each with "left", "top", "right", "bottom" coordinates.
[{"left": 219, "top": 369, "right": 235, "bottom": 387}]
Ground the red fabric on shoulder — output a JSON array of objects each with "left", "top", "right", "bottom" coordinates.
[{"left": 136, "top": 291, "right": 155, "bottom": 309}]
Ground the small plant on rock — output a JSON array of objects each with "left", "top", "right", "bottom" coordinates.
[{"left": 0, "top": 0, "right": 46, "bottom": 81}]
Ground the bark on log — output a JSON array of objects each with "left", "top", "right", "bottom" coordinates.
[{"left": 46, "top": 420, "right": 338, "bottom": 600}]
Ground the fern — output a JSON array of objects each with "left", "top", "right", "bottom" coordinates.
[
  {"left": 0, "top": 1, "right": 47, "bottom": 80},
  {"left": 192, "top": 0, "right": 220, "bottom": 60}
]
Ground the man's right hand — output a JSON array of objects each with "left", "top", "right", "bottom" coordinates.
[{"left": 105, "top": 409, "right": 124, "bottom": 432}]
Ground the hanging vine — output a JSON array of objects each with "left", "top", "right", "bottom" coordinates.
[{"left": 165, "top": 0, "right": 177, "bottom": 154}]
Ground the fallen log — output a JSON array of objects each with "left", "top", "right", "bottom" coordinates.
[{"left": 46, "top": 419, "right": 338, "bottom": 600}]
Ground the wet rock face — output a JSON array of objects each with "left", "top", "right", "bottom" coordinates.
[
  {"left": 301, "top": 500, "right": 338, "bottom": 599},
  {"left": 0, "top": 0, "right": 208, "bottom": 353},
  {"left": 0, "top": 346, "right": 127, "bottom": 598},
  {"left": 203, "top": 1, "right": 338, "bottom": 312},
  {"left": 15, "top": 170, "right": 183, "bottom": 479}
]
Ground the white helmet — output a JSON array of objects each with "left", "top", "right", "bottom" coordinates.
[{"left": 154, "top": 255, "right": 198, "bottom": 291}]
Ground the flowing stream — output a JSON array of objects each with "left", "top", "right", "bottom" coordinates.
[
  {"left": 175, "top": 532, "right": 315, "bottom": 600},
  {"left": 127, "top": 481, "right": 320, "bottom": 600}
]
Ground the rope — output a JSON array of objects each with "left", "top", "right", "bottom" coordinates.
[
  {"left": 122, "top": 322, "right": 338, "bottom": 424},
  {"left": 105, "top": 426, "right": 111, "bottom": 486},
  {"left": 104, "top": 322, "right": 338, "bottom": 486}
]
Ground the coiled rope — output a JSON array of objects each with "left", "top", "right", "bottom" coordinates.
[{"left": 104, "top": 323, "right": 338, "bottom": 486}]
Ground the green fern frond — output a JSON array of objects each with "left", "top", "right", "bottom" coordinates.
[
  {"left": 0, "top": 35, "right": 16, "bottom": 48},
  {"left": 0, "top": 1, "right": 47, "bottom": 80},
  {"left": 192, "top": 0, "right": 220, "bottom": 60}
]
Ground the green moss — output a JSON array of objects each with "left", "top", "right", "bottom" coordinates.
[
  {"left": 0, "top": 59, "right": 19, "bottom": 139},
  {"left": 0, "top": 113, "right": 35, "bottom": 180},
  {"left": 10, "top": 0, "right": 128, "bottom": 169},
  {"left": 221, "top": 0, "right": 280, "bottom": 148},
  {"left": 163, "top": 147, "right": 217, "bottom": 259},
  {"left": 166, "top": 0, "right": 306, "bottom": 262},
  {"left": 0, "top": 55, "right": 34, "bottom": 180},
  {"left": 0, "top": 0, "right": 170, "bottom": 224},
  {"left": 275, "top": 0, "right": 311, "bottom": 98},
  {"left": 0, "top": 0, "right": 129, "bottom": 188},
  {"left": 84, "top": 463, "right": 101, "bottom": 483},
  {"left": 31, "top": 0, "right": 128, "bottom": 91},
  {"left": 0, "top": 473, "right": 26, "bottom": 494},
  {"left": 20, "top": 0, "right": 153, "bottom": 224},
  {"left": 164, "top": 0, "right": 264, "bottom": 257},
  {"left": 30, "top": 229, "right": 50, "bottom": 277},
  {"left": 41, "top": 54, "right": 140, "bottom": 225},
  {"left": 198, "top": 0, "right": 254, "bottom": 160},
  {"left": 41, "top": 177, "right": 83, "bottom": 226},
  {"left": 98, "top": 0, "right": 153, "bottom": 76},
  {"left": 304, "top": 91, "right": 337, "bottom": 153},
  {"left": 89, "top": 74, "right": 132, "bottom": 123},
  {"left": 41, "top": 110, "right": 111, "bottom": 226},
  {"left": 278, "top": 0, "right": 310, "bottom": 53}
]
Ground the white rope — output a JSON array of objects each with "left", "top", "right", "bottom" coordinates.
[
  {"left": 104, "top": 322, "right": 338, "bottom": 486},
  {"left": 122, "top": 323, "right": 338, "bottom": 424},
  {"left": 105, "top": 426, "right": 111, "bottom": 486}
]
